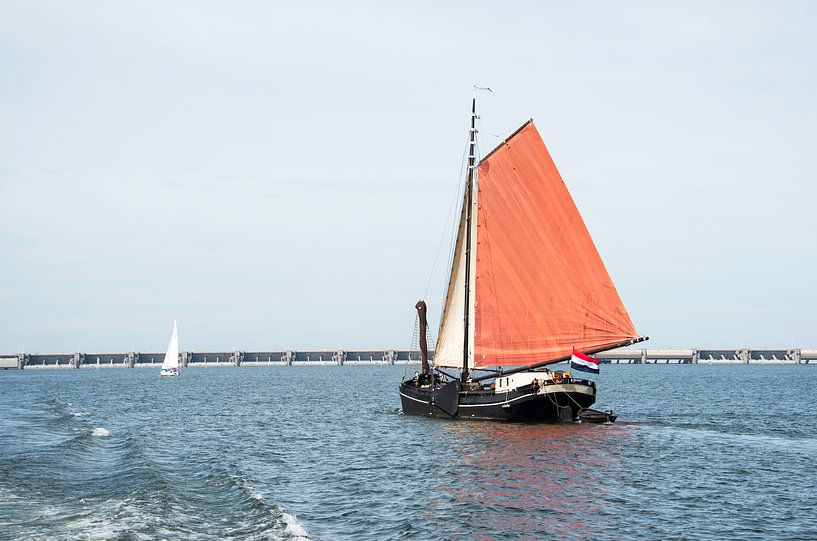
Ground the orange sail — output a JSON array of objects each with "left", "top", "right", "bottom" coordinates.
[{"left": 473, "top": 121, "right": 638, "bottom": 367}]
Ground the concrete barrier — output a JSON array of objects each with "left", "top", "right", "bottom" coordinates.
[{"left": 5, "top": 348, "right": 817, "bottom": 369}]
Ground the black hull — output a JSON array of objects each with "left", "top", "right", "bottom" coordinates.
[{"left": 399, "top": 379, "right": 597, "bottom": 422}]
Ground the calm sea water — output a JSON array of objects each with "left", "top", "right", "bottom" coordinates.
[{"left": 1, "top": 364, "right": 816, "bottom": 540}]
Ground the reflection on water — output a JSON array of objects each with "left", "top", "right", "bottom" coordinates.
[
  {"left": 435, "top": 421, "right": 629, "bottom": 539},
  {"left": 3, "top": 365, "right": 817, "bottom": 540}
]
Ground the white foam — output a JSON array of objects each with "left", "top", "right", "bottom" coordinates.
[
  {"left": 236, "top": 476, "right": 265, "bottom": 502},
  {"left": 247, "top": 485, "right": 265, "bottom": 501},
  {"left": 62, "top": 516, "right": 120, "bottom": 540},
  {"left": 72, "top": 412, "right": 90, "bottom": 417},
  {"left": 91, "top": 427, "right": 110, "bottom": 437},
  {"left": 281, "top": 512, "right": 310, "bottom": 540},
  {"left": 654, "top": 425, "right": 817, "bottom": 452}
]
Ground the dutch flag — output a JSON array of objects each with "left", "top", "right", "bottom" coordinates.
[{"left": 571, "top": 348, "right": 600, "bottom": 374}]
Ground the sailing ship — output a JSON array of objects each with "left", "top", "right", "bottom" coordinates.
[
  {"left": 159, "top": 320, "right": 180, "bottom": 377},
  {"left": 399, "top": 92, "right": 646, "bottom": 422}
]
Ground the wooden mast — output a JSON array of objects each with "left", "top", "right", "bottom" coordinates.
[{"left": 461, "top": 93, "right": 477, "bottom": 382}]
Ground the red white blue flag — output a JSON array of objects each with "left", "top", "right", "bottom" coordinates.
[{"left": 571, "top": 349, "right": 600, "bottom": 374}]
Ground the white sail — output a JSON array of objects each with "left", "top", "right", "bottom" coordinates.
[
  {"left": 161, "top": 320, "right": 179, "bottom": 370},
  {"left": 433, "top": 186, "right": 476, "bottom": 369}
]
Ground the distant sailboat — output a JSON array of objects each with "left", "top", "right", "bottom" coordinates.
[
  {"left": 159, "top": 320, "right": 180, "bottom": 377},
  {"left": 399, "top": 90, "right": 647, "bottom": 421}
]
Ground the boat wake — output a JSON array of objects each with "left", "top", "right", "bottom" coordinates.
[
  {"left": 632, "top": 421, "right": 817, "bottom": 453},
  {"left": 0, "top": 399, "right": 312, "bottom": 541},
  {"left": 281, "top": 512, "right": 311, "bottom": 540}
]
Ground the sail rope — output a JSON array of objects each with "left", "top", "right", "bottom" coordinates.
[
  {"left": 422, "top": 133, "right": 469, "bottom": 300},
  {"left": 408, "top": 311, "right": 435, "bottom": 364},
  {"left": 542, "top": 379, "right": 588, "bottom": 416},
  {"left": 430, "top": 127, "right": 473, "bottom": 342},
  {"left": 409, "top": 312, "right": 420, "bottom": 363}
]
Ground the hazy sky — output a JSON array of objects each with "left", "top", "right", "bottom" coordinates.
[{"left": 2, "top": 1, "right": 815, "bottom": 352}]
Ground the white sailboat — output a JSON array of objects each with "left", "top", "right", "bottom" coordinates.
[{"left": 159, "top": 320, "right": 180, "bottom": 377}]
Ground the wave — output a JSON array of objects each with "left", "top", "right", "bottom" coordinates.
[
  {"left": 281, "top": 512, "right": 311, "bottom": 540},
  {"left": 91, "top": 427, "right": 110, "bottom": 437},
  {"left": 1, "top": 466, "right": 312, "bottom": 541},
  {"left": 639, "top": 423, "right": 817, "bottom": 452},
  {"left": 231, "top": 478, "right": 311, "bottom": 540}
]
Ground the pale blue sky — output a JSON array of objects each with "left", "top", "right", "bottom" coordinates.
[{"left": 1, "top": 1, "right": 815, "bottom": 352}]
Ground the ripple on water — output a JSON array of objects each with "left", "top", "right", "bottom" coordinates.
[{"left": 0, "top": 365, "right": 816, "bottom": 540}]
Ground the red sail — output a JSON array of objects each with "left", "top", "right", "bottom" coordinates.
[{"left": 474, "top": 121, "right": 638, "bottom": 367}]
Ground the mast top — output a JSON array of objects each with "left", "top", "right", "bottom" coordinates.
[{"left": 478, "top": 118, "right": 534, "bottom": 165}]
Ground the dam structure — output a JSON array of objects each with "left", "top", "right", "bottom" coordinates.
[{"left": 1, "top": 348, "right": 816, "bottom": 370}]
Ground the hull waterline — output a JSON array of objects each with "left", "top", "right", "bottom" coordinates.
[{"left": 399, "top": 378, "right": 596, "bottom": 422}]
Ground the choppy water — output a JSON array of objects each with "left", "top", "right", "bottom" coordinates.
[{"left": 1, "top": 365, "right": 816, "bottom": 540}]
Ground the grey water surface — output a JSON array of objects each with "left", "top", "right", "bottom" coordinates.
[{"left": 1, "top": 365, "right": 815, "bottom": 540}]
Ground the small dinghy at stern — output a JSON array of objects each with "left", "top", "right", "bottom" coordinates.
[{"left": 578, "top": 409, "right": 617, "bottom": 424}]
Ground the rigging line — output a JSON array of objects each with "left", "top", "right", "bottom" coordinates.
[
  {"left": 433, "top": 131, "right": 473, "bottom": 332},
  {"left": 404, "top": 313, "right": 421, "bottom": 381},
  {"left": 475, "top": 116, "right": 484, "bottom": 162},
  {"left": 409, "top": 313, "right": 419, "bottom": 351},
  {"left": 545, "top": 388, "right": 578, "bottom": 416},
  {"left": 423, "top": 130, "right": 471, "bottom": 301},
  {"left": 560, "top": 386, "right": 587, "bottom": 413}
]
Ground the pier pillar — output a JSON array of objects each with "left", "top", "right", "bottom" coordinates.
[
  {"left": 385, "top": 350, "right": 397, "bottom": 365},
  {"left": 333, "top": 350, "right": 346, "bottom": 365},
  {"left": 282, "top": 351, "right": 295, "bottom": 366},
  {"left": 17, "top": 353, "right": 28, "bottom": 370},
  {"left": 739, "top": 349, "right": 749, "bottom": 364},
  {"left": 181, "top": 351, "right": 191, "bottom": 368},
  {"left": 127, "top": 352, "right": 137, "bottom": 368},
  {"left": 790, "top": 349, "right": 801, "bottom": 364},
  {"left": 231, "top": 351, "right": 243, "bottom": 367},
  {"left": 70, "top": 353, "right": 84, "bottom": 369},
  {"left": 692, "top": 350, "right": 700, "bottom": 364},
  {"left": 640, "top": 349, "right": 647, "bottom": 364}
]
